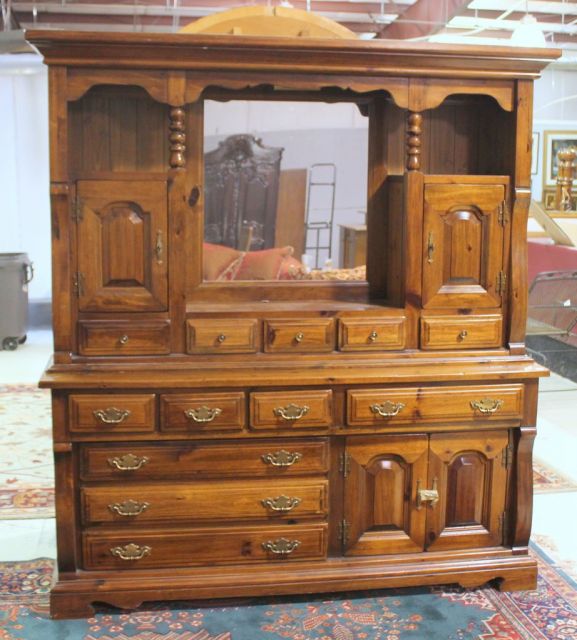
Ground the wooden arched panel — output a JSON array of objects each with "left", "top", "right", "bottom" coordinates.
[
  {"left": 77, "top": 180, "right": 168, "bottom": 312},
  {"left": 343, "top": 435, "right": 428, "bottom": 556}
]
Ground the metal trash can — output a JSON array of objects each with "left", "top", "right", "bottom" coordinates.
[{"left": 0, "top": 253, "right": 34, "bottom": 350}]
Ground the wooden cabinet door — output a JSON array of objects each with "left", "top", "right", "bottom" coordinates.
[
  {"left": 76, "top": 180, "right": 167, "bottom": 312},
  {"left": 425, "top": 431, "right": 509, "bottom": 551},
  {"left": 343, "top": 435, "right": 428, "bottom": 556},
  {"left": 422, "top": 183, "right": 505, "bottom": 309}
]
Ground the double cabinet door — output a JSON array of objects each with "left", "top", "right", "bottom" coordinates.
[{"left": 342, "top": 431, "right": 509, "bottom": 556}]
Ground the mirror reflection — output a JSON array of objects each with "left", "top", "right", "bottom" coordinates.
[{"left": 203, "top": 99, "right": 368, "bottom": 282}]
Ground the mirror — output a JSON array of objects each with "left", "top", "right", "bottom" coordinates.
[{"left": 203, "top": 99, "right": 368, "bottom": 282}]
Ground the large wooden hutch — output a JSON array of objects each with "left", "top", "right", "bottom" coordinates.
[{"left": 29, "top": 25, "right": 558, "bottom": 618}]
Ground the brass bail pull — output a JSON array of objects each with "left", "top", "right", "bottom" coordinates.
[
  {"left": 273, "top": 403, "right": 310, "bottom": 421},
  {"left": 416, "top": 477, "right": 439, "bottom": 510},
  {"left": 184, "top": 406, "right": 223, "bottom": 423},
  {"left": 370, "top": 401, "right": 405, "bottom": 418}
]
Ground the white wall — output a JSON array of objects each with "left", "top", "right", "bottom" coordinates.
[{"left": 0, "top": 54, "right": 50, "bottom": 300}]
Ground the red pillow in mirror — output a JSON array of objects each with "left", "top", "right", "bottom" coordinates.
[
  {"left": 203, "top": 242, "right": 242, "bottom": 281},
  {"left": 234, "top": 246, "right": 295, "bottom": 281}
]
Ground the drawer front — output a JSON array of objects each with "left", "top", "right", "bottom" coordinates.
[
  {"left": 69, "top": 394, "right": 156, "bottom": 434},
  {"left": 81, "top": 479, "right": 328, "bottom": 525},
  {"left": 338, "top": 317, "right": 406, "bottom": 351},
  {"left": 186, "top": 319, "right": 258, "bottom": 354},
  {"left": 78, "top": 321, "right": 171, "bottom": 356},
  {"left": 420, "top": 315, "right": 502, "bottom": 350},
  {"left": 264, "top": 319, "right": 334, "bottom": 353},
  {"left": 160, "top": 393, "right": 245, "bottom": 432},
  {"left": 347, "top": 384, "right": 524, "bottom": 426},
  {"left": 80, "top": 439, "right": 329, "bottom": 480},
  {"left": 251, "top": 391, "right": 333, "bottom": 429},
  {"left": 83, "top": 524, "right": 328, "bottom": 569}
]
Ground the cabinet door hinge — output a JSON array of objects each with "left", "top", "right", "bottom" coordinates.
[
  {"left": 340, "top": 452, "right": 351, "bottom": 478},
  {"left": 501, "top": 443, "right": 514, "bottom": 469},
  {"left": 73, "top": 197, "right": 83, "bottom": 222},
  {"left": 498, "top": 200, "right": 510, "bottom": 226},
  {"left": 338, "top": 519, "right": 350, "bottom": 549},
  {"left": 496, "top": 270, "right": 507, "bottom": 296},
  {"left": 498, "top": 511, "right": 509, "bottom": 543},
  {"left": 73, "top": 271, "right": 85, "bottom": 298}
]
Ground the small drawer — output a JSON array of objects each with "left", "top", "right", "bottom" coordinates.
[
  {"left": 251, "top": 391, "right": 333, "bottom": 429},
  {"left": 69, "top": 394, "right": 156, "bottom": 433},
  {"left": 80, "top": 439, "right": 330, "bottom": 480},
  {"left": 83, "top": 523, "right": 328, "bottom": 569},
  {"left": 420, "top": 315, "right": 502, "bottom": 350},
  {"left": 186, "top": 318, "right": 258, "bottom": 354},
  {"left": 264, "top": 319, "right": 334, "bottom": 353},
  {"left": 81, "top": 478, "right": 328, "bottom": 525},
  {"left": 347, "top": 384, "right": 524, "bottom": 426},
  {"left": 78, "top": 321, "right": 170, "bottom": 356},
  {"left": 339, "top": 317, "right": 406, "bottom": 351},
  {"left": 160, "top": 392, "right": 245, "bottom": 432}
]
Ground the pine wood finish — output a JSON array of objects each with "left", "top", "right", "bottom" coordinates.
[{"left": 30, "top": 26, "right": 558, "bottom": 619}]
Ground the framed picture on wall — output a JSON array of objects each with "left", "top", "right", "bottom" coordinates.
[
  {"left": 543, "top": 130, "right": 577, "bottom": 187},
  {"left": 542, "top": 189, "right": 556, "bottom": 210},
  {"left": 531, "top": 132, "right": 539, "bottom": 175}
]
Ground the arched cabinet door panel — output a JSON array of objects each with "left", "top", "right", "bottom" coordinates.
[
  {"left": 76, "top": 180, "right": 168, "bottom": 312},
  {"left": 425, "top": 431, "right": 509, "bottom": 552},
  {"left": 422, "top": 183, "right": 507, "bottom": 309},
  {"left": 343, "top": 435, "right": 428, "bottom": 556}
]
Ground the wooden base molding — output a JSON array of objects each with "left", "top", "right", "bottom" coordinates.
[{"left": 50, "top": 553, "right": 537, "bottom": 619}]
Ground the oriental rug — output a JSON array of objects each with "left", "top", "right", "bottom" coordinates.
[
  {"left": 1, "top": 385, "right": 576, "bottom": 519},
  {"left": 0, "top": 544, "right": 576, "bottom": 640}
]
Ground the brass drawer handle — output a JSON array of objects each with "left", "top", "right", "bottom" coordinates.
[
  {"left": 458, "top": 330, "right": 468, "bottom": 341},
  {"left": 416, "top": 478, "right": 439, "bottom": 510},
  {"left": 119, "top": 334, "right": 129, "bottom": 345},
  {"left": 154, "top": 229, "right": 163, "bottom": 264},
  {"left": 368, "top": 331, "right": 378, "bottom": 342},
  {"left": 294, "top": 332, "right": 305, "bottom": 343},
  {"left": 216, "top": 334, "right": 227, "bottom": 343},
  {"left": 110, "top": 543, "right": 151, "bottom": 561},
  {"left": 261, "top": 495, "right": 302, "bottom": 513},
  {"left": 184, "top": 406, "right": 223, "bottom": 423},
  {"left": 262, "top": 538, "right": 301, "bottom": 555},
  {"left": 370, "top": 401, "right": 405, "bottom": 418},
  {"left": 273, "top": 403, "right": 310, "bottom": 421},
  {"left": 107, "top": 454, "right": 150, "bottom": 471},
  {"left": 261, "top": 450, "right": 303, "bottom": 467},
  {"left": 93, "top": 407, "right": 131, "bottom": 424},
  {"left": 108, "top": 500, "right": 150, "bottom": 517},
  {"left": 470, "top": 398, "right": 504, "bottom": 414}
]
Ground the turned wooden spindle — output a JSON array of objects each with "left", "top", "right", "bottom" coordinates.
[
  {"left": 555, "top": 147, "right": 576, "bottom": 211},
  {"left": 169, "top": 107, "right": 186, "bottom": 168},
  {"left": 406, "top": 112, "right": 423, "bottom": 172}
]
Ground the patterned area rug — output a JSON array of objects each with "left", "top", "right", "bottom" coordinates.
[
  {"left": 1, "top": 385, "right": 577, "bottom": 519},
  {"left": 0, "top": 385, "right": 54, "bottom": 519},
  {"left": 1, "top": 544, "right": 576, "bottom": 640}
]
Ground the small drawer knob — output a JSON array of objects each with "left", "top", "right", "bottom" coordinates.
[
  {"left": 294, "top": 332, "right": 305, "bottom": 343},
  {"left": 119, "top": 334, "right": 129, "bottom": 345},
  {"left": 217, "top": 334, "right": 227, "bottom": 343},
  {"left": 457, "top": 330, "right": 468, "bottom": 341},
  {"left": 368, "top": 331, "right": 378, "bottom": 342}
]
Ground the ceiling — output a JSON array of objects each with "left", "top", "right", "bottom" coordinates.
[{"left": 2, "top": 0, "right": 577, "bottom": 50}]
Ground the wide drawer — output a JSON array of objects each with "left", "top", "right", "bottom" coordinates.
[
  {"left": 160, "top": 392, "right": 245, "bottom": 432},
  {"left": 250, "top": 391, "right": 333, "bottom": 429},
  {"left": 81, "top": 478, "right": 328, "bottom": 525},
  {"left": 80, "top": 439, "right": 330, "bottom": 480},
  {"left": 264, "top": 319, "right": 335, "bottom": 353},
  {"left": 69, "top": 394, "right": 156, "bottom": 434},
  {"left": 78, "top": 321, "right": 171, "bottom": 356},
  {"left": 347, "top": 384, "right": 524, "bottom": 426},
  {"left": 338, "top": 317, "right": 406, "bottom": 351},
  {"left": 83, "top": 524, "right": 328, "bottom": 569},
  {"left": 186, "top": 318, "right": 258, "bottom": 354},
  {"left": 420, "top": 315, "right": 502, "bottom": 350}
]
